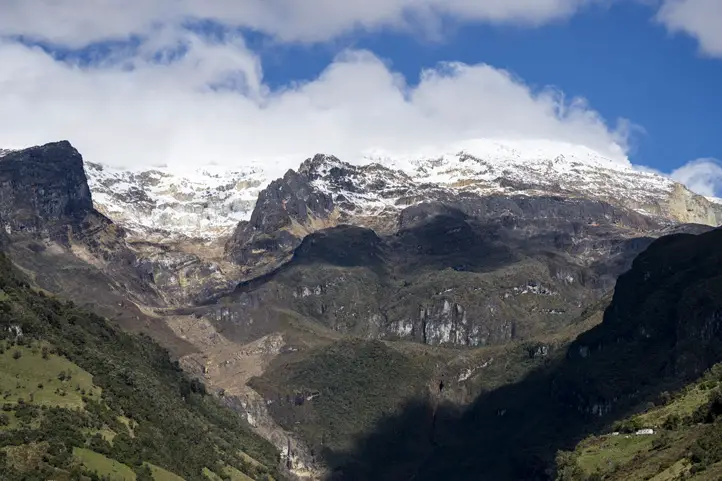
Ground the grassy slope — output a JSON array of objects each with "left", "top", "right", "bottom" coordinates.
[
  {"left": 0, "top": 254, "right": 280, "bottom": 481},
  {"left": 562, "top": 364, "right": 722, "bottom": 480},
  {"left": 146, "top": 463, "right": 187, "bottom": 481},
  {"left": 0, "top": 343, "right": 102, "bottom": 408},
  {"left": 74, "top": 447, "right": 137, "bottom": 480}
]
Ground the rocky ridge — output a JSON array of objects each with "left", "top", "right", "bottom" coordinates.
[{"left": 367, "top": 139, "right": 722, "bottom": 226}]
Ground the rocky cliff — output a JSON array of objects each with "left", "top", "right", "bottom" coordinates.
[
  {"left": 0, "top": 141, "right": 100, "bottom": 240},
  {"left": 226, "top": 161, "right": 337, "bottom": 270}
]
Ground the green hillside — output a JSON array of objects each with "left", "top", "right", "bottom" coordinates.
[
  {"left": 558, "top": 363, "right": 722, "bottom": 480},
  {"left": 0, "top": 254, "right": 280, "bottom": 481}
]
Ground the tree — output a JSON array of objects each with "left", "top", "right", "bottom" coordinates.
[
  {"left": 135, "top": 464, "right": 154, "bottom": 481},
  {"left": 613, "top": 416, "right": 643, "bottom": 434},
  {"left": 555, "top": 450, "right": 585, "bottom": 481},
  {"left": 663, "top": 413, "right": 681, "bottom": 430},
  {"left": 88, "top": 433, "right": 112, "bottom": 455}
]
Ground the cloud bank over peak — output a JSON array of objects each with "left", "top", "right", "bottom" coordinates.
[
  {"left": 1, "top": 1, "right": 719, "bottom": 195},
  {"left": 0, "top": 30, "right": 631, "bottom": 176},
  {"left": 0, "top": 0, "right": 596, "bottom": 47}
]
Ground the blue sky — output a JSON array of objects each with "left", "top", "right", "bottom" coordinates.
[
  {"left": 0, "top": 0, "right": 720, "bottom": 193},
  {"left": 247, "top": 1, "right": 721, "bottom": 174}
]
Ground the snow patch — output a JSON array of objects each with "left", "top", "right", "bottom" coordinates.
[{"left": 85, "top": 160, "right": 267, "bottom": 241}]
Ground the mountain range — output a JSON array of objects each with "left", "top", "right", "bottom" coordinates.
[
  {"left": 79, "top": 139, "right": 722, "bottom": 244},
  {"left": 2, "top": 139, "right": 722, "bottom": 480}
]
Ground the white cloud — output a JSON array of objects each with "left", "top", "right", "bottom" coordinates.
[
  {"left": 657, "top": 0, "right": 722, "bottom": 57},
  {"left": 635, "top": 161, "right": 722, "bottom": 198},
  {"left": 1, "top": 1, "right": 719, "bottom": 197},
  {"left": 0, "top": 30, "right": 630, "bottom": 175},
  {"left": 0, "top": 0, "right": 597, "bottom": 47},
  {"left": 670, "top": 158, "right": 722, "bottom": 197}
]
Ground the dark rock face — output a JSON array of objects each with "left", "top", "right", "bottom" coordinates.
[
  {"left": 574, "top": 227, "right": 722, "bottom": 375},
  {"left": 226, "top": 156, "right": 336, "bottom": 264},
  {"left": 215, "top": 164, "right": 680, "bottom": 347},
  {"left": 0, "top": 141, "right": 98, "bottom": 240},
  {"left": 0, "top": 142, "right": 229, "bottom": 354},
  {"left": 0, "top": 143, "right": 159, "bottom": 302},
  {"left": 293, "top": 225, "right": 383, "bottom": 268},
  {"left": 536, "top": 227, "right": 722, "bottom": 426}
]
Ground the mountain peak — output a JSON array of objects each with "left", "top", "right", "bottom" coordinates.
[
  {"left": 2, "top": 140, "right": 81, "bottom": 161},
  {"left": 298, "top": 153, "right": 345, "bottom": 176}
]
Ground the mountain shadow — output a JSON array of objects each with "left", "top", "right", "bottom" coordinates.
[{"left": 324, "top": 227, "right": 722, "bottom": 481}]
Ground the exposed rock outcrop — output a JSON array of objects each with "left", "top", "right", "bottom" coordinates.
[
  {"left": 226, "top": 157, "right": 337, "bottom": 267},
  {"left": 0, "top": 141, "right": 100, "bottom": 241}
]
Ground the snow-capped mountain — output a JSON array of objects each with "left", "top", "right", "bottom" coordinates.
[
  {"left": 365, "top": 139, "right": 716, "bottom": 222},
  {"left": 76, "top": 139, "right": 722, "bottom": 241}
]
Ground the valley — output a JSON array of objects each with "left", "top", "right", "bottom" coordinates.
[{"left": 1, "top": 140, "right": 722, "bottom": 480}]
